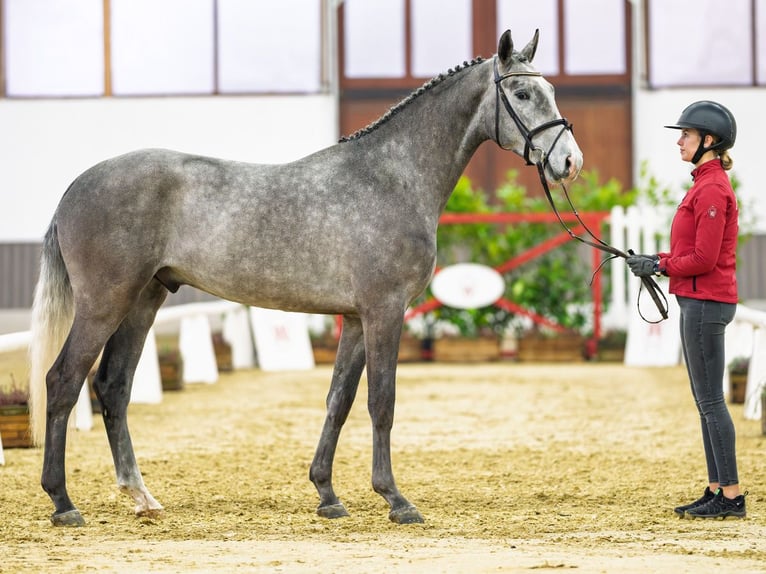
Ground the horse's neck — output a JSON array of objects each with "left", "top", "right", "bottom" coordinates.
[{"left": 353, "top": 66, "right": 489, "bottom": 206}]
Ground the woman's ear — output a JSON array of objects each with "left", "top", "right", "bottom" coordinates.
[{"left": 704, "top": 133, "right": 716, "bottom": 148}]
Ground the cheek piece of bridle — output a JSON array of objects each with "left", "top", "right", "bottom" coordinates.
[{"left": 493, "top": 57, "right": 668, "bottom": 323}]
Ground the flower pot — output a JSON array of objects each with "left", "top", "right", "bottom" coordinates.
[
  {"left": 212, "top": 333, "right": 233, "bottom": 372},
  {"left": 761, "top": 394, "right": 766, "bottom": 436},
  {"left": 159, "top": 350, "right": 184, "bottom": 391},
  {"left": 728, "top": 373, "right": 747, "bottom": 404},
  {"left": 0, "top": 404, "right": 33, "bottom": 448}
]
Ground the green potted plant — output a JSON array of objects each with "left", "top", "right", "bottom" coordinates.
[
  {"left": 0, "top": 375, "right": 33, "bottom": 448},
  {"left": 727, "top": 356, "right": 749, "bottom": 404}
]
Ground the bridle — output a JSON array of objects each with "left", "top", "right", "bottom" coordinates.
[
  {"left": 493, "top": 57, "right": 669, "bottom": 323},
  {"left": 493, "top": 57, "right": 571, "bottom": 166}
]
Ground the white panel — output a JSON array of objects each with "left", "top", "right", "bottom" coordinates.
[
  {"left": 564, "top": 0, "right": 625, "bottom": 75},
  {"left": 218, "top": 0, "right": 321, "bottom": 93},
  {"left": 111, "top": 0, "right": 215, "bottom": 95},
  {"left": 344, "top": 0, "right": 406, "bottom": 78},
  {"left": 496, "top": 0, "right": 558, "bottom": 75},
  {"left": 757, "top": 0, "right": 766, "bottom": 85},
  {"left": 411, "top": 0, "right": 472, "bottom": 77},
  {"left": 648, "top": 0, "right": 752, "bottom": 87},
  {"left": 250, "top": 308, "right": 315, "bottom": 372},
  {"left": 5, "top": 0, "right": 104, "bottom": 97}
]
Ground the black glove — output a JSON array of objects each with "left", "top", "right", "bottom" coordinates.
[{"left": 626, "top": 254, "right": 658, "bottom": 278}]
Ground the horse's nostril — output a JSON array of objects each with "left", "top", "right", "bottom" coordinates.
[{"left": 564, "top": 155, "right": 578, "bottom": 178}]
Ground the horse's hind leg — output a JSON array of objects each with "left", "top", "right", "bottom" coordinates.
[
  {"left": 310, "top": 315, "right": 366, "bottom": 518},
  {"left": 43, "top": 315, "right": 124, "bottom": 526},
  {"left": 94, "top": 279, "right": 167, "bottom": 519}
]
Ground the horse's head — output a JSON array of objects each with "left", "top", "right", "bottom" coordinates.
[{"left": 491, "top": 29, "right": 583, "bottom": 184}]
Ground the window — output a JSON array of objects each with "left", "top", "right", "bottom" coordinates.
[
  {"left": 344, "top": 0, "right": 406, "bottom": 78},
  {"left": 5, "top": 0, "right": 104, "bottom": 97},
  {"left": 217, "top": 0, "right": 321, "bottom": 93},
  {"left": 342, "top": 0, "right": 631, "bottom": 88},
  {"left": 1, "top": 0, "right": 325, "bottom": 98},
  {"left": 647, "top": 0, "right": 762, "bottom": 87},
  {"left": 110, "top": 0, "right": 215, "bottom": 96},
  {"left": 497, "top": 0, "right": 559, "bottom": 75}
]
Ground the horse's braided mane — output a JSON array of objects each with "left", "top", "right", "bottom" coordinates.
[{"left": 338, "top": 57, "right": 486, "bottom": 143}]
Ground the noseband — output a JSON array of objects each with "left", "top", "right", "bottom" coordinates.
[
  {"left": 493, "top": 57, "right": 572, "bottom": 167},
  {"left": 493, "top": 57, "right": 668, "bottom": 323}
]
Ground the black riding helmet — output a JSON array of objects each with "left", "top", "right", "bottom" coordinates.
[{"left": 665, "top": 100, "right": 737, "bottom": 164}]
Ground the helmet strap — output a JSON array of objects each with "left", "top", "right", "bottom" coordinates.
[{"left": 691, "top": 131, "right": 722, "bottom": 164}]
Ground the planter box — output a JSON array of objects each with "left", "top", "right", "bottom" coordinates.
[
  {"left": 0, "top": 405, "right": 33, "bottom": 448},
  {"left": 312, "top": 337, "right": 427, "bottom": 365},
  {"left": 433, "top": 337, "right": 499, "bottom": 363},
  {"left": 762, "top": 394, "right": 766, "bottom": 436},
  {"left": 159, "top": 351, "right": 184, "bottom": 391},
  {"left": 397, "top": 337, "right": 426, "bottom": 362},
  {"left": 728, "top": 373, "right": 747, "bottom": 404},
  {"left": 517, "top": 334, "right": 585, "bottom": 363},
  {"left": 212, "top": 333, "right": 233, "bottom": 372},
  {"left": 312, "top": 345, "right": 338, "bottom": 365},
  {"left": 597, "top": 347, "right": 626, "bottom": 363}
]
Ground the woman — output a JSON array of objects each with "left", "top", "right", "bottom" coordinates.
[{"left": 627, "top": 100, "right": 746, "bottom": 519}]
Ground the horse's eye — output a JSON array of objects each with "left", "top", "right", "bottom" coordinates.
[{"left": 515, "top": 90, "right": 530, "bottom": 101}]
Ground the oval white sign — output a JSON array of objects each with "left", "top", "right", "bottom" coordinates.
[{"left": 430, "top": 263, "right": 505, "bottom": 309}]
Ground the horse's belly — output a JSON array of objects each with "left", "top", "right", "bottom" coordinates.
[{"left": 174, "top": 255, "right": 359, "bottom": 315}]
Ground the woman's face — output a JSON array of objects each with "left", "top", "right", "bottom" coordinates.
[{"left": 676, "top": 128, "right": 701, "bottom": 163}]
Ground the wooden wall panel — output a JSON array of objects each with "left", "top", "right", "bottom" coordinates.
[{"left": 339, "top": 92, "right": 632, "bottom": 197}]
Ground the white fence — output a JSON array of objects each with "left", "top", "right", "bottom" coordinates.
[
  {"left": 603, "top": 205, "right": 672, "bottom": 332},
  {"left": 725, "top": 306, "right": 766, "bottom": 421}
]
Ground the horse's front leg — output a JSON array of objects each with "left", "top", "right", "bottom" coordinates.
[
  {"left": 310, "top": 316, "right": 366, "bottom": 518},
  {"left": 364, "top": 311, "right": 424, "bottom": 524}
]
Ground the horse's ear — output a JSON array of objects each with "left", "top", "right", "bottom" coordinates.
[
  {"left": 519, "top": 29, "right": 539, "bottom": 63},
  {"left": 498, "top": 30, "right": 514, "bottom": 65}
]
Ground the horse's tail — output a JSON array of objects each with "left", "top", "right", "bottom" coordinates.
[{"left": 28, "top": 220, "right": 74, "bottom": 446}]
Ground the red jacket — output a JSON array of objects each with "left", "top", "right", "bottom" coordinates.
[{"left": 658, "top": 159, "right": 738, "bottom": 304}]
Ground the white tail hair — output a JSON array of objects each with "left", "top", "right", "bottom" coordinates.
[{"left": 28, "top": 222, "right": 74, "bottom": 446}]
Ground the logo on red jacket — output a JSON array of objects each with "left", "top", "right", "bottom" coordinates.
[{"left": 707, "top": 205, "right": 717, "bottom": 219}]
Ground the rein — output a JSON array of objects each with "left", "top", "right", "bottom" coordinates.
[{"left": 493, "top": 58, "right": 669, "bottom": 323}]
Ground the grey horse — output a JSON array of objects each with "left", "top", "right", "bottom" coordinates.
[{"left": 28, "top": 30, "right": 583, "bottom": 527}]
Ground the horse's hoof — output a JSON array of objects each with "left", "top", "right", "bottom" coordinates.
[
  {"left": 136, "top": 507, "right": 164, "bottom": 520},
  {"left": 50, "top": 509, "right": 85, "bottom": 527},
  {"left": 317, "top": 503, "right": 350, "bottom": 519},
  {"left": 389, "top": 505, "right": 424, "bottom": 524}
]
